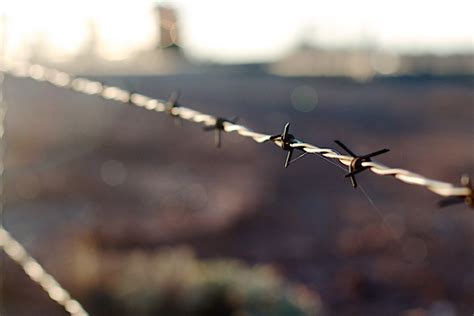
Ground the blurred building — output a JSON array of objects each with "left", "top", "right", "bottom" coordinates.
[
  {"left": 268, "top": 44, "right": 474, "bottom": 80},
  {"left": 23, "top": 5, "right": 474, "bottom": 77},
  {"left": 155, "top": 4, "right": 180, "bottom": 50},
  {"left": 27, "top": 4, "right": 192, "bottom": 75}
]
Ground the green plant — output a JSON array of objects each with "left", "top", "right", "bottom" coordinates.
[{"left": 92, "top": 247, "right": 322, "bottom": 316}]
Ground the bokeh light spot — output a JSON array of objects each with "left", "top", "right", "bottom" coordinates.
[
  {"left": 100, "top": 160, "right": 127, "bottom": 186},
  {"left": 290, "top": 85, "right": 318, "bottom": 112}
]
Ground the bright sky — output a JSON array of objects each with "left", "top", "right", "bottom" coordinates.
[{"left": 1, "top": 0, "right": 473, "bottom": 63}]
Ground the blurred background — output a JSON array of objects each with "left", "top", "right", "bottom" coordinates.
[{"left": 0, "top": 0, "right": 473, "bottom": 315}]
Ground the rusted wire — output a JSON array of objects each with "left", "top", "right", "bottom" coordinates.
[{"left": 1, "top": 62, "right": 472, "bottom": 208}]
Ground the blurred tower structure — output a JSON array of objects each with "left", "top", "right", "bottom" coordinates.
[
  {"left": 68, "top": 19, "right": 103, "bottom": 73},
  {"left": 79, "top": 19, "right": 99, "bottom": 57},
  {"left": 155, "top": 4, "right": 180, "bottom": 50},
  {"left": 27, "top": 32, "right": 48, "bottom": 64}
]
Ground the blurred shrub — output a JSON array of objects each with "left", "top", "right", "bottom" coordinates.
[{"left": 87, "top": 247, "right": 322, "bottom": 316}]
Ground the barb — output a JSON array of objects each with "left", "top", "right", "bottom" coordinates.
[
  {"left": 203, "top": 116, "right": 238, "bottom": 148},
  {"left": 166, "top": 90, "right": 183, "bottom": 126},
  {"left": 269, "top": 122, "right": 298, "bottom": 168},
  {"left": 334, "top": 140, "right": 390, "bottom": 188},
  {"left": 0, "top": 227, "right": 88, "bottom": 316},
  {"left": 2, "top": 62, "right": 472, "bottom": 207}
]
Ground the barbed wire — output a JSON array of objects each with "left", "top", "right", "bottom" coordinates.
[
  {"left": 0, "top": 228, "right": 89, "bottom": 316},
  {"left": 1, "top": 62, "right": 472, "bottom": 208},
  {"left": 0, "top": 27, "right": 88, "bottom": 315}
]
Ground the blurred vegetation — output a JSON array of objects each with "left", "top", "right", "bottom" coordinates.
[{"left": 86, "top": 247, "right": 321, "bottom": 316}]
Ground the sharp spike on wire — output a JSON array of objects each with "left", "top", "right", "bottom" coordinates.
[
  {"left": 346, "top": 166, "right": 368, "bottom": 178},
  {"left": 269, "top": 122, "right": 300, "bottom": 168},
  {"left": 334, "top": 140, "right": 357, "bottom": 157},
  {"left": 285, "top": 148, "right": 293, "bottom": 168},
  {"left": 203, "top": 116, "right": 238, "bottom": 148},
  {"left": 166, "top": 90, "right": 182, "bottom": 126},
  {"left": 348, "top": 164, "right": 358, "bottom": 188},
  {"left": 360, "top": 148, "right": 390, "bottom": 160},
  {"left": 283, "top": 122, "right": 290, "bottom": 138},
  {"left": 335, "top": 140, "right": 389, "bottom": 188},
  {"left": 215, "top": 129, "right": 221, "bottom": 148}
]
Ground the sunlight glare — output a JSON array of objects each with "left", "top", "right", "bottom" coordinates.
[{"left": 1, "top": 0, "right": 473, "bottom": 64}]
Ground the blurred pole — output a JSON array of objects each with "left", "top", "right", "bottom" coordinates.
[{"left": 0, "top": 13, "right": 7, "bottom": 316}]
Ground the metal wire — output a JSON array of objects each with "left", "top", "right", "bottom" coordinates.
[
  {"left": 1, "top": 62, "right": 472, "bottom": 204},
  {"left": 0, "top": 228, "right": 88, "bottom": 316},
  {"left": 0, "top": 45, "right": 88, "bottom": 316}
]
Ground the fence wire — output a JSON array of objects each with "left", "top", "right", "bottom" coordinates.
[
  {"left": 0, "top": 59, "right": 471, "bottom": 315},
  {"left": 0, "top": 27, "right": 89, "bottom": 316},
  {"left": 0, "top": 228, "right": 88, "bottom": 316},
  {"left": 1, "top": 62, "right": 472, "bottom": 207}
]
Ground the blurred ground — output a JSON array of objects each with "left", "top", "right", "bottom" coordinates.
[{"left": 2, "top": 73, "right": 474, "bottom": 315}]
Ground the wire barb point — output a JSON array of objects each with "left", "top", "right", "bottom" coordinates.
[
  {"left": 438, "top": 175, "right": 473, "bottom": 208},
  {"left": 335, "top": 140, "right": 389, "bottom": 188},
  {"left": 269, "top": 122, "right": 301, "bottom": 168},
  {"left": 203, "top": 116, "right": 238, "bottom": 148},
  {"left": 166, "top": 90, "right": 182, "bottom": 126}
]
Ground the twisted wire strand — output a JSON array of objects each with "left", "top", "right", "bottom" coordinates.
[
  {"left": 2, "top": 62, "right": 471, "bottom": 201},
  {"left": 0, "top": 228, "right": 88, "bottom": 316},
  {"left": 0, "top": 57, "right": 88, "bottom": 315}
]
